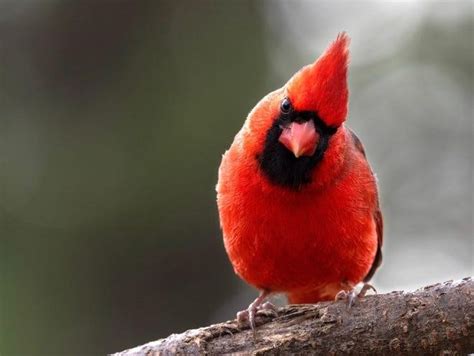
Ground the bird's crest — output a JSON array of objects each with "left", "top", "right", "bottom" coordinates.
[{"left": 287, "top": 33, "right": 350, "bottom": 127}]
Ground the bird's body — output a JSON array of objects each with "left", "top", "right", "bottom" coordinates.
[{"left": 217, "top": 34, "right": 382, "bottom": 308}]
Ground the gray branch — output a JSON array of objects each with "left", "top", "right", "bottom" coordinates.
[{"left": 113, "top": 278, "right": 473, "bottom": 355}]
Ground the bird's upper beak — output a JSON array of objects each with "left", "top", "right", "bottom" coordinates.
[{"left": 278, "top": 121, "right": 318, "bottom": 158}]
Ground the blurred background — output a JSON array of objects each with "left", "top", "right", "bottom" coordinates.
[{"left": 0, "top": 0, "right": 472, "bottom": 355}]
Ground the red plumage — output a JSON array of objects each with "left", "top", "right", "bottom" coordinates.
[{"left": 217, "top": 33, "right": 382, "bottom": 306}]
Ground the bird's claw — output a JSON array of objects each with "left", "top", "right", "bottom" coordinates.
[
  {"left": 335, "top": 289, "right": 358, "bottom": 308},
  {"left": 259, "top": 301, "right": 278, "bottom": 315},
  {"left": 236, "top": 297, "right": 277, "bottom": 331},
  {"left": 335, "top": 283, "right": 376, "bottom": 308},
  {"left": 358, "top": 283, "right": 377, "bottom": 297}
]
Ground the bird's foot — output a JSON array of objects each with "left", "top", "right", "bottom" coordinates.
[
  {"left": 236, "top": 291, "right": 276, "bottom": 331},
  {"left": 236, "top": 302, "right": 277, "bottom": 325},
  {"left": 335, "top": 283, "right": 376, "bottom": 308},
  {"left": 335, "top": 289, "right": 358, "bottom": 308}
]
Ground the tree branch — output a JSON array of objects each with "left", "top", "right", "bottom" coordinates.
[{"left": 112, "top": 278, "right": 473, "bottom": 355}]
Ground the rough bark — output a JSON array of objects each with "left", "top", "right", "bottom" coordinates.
[{"left": 113, "top": 278, "right": 473, "bottom": 355}]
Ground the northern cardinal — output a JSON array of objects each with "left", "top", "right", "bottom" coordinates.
[{"left": 216, "top": 33, "right": 382, "bottom": 329}]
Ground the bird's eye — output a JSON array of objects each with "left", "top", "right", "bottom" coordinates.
[{"left": 280, "top": 98, "right": 292, "bottom": 113}]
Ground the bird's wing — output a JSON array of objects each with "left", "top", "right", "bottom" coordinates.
[
  {"left": 348, "top": 129, "right": 383, "bottom": 282},
  {"left": 364, "top": 207, "right": 383, "bottom": 282},
  {"left": 348, "top": 128, "right": 366, "bottom": 158}
]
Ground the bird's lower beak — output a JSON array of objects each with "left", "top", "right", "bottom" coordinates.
[{"left": 278, "top": 121, "right": 318, "bottom": 158}]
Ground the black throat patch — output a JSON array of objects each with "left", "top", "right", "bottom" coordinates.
[{"left": 257, "top": 110, "right": 337, "bottom": 189}]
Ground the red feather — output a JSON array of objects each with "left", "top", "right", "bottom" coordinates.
[
  {"left": 217, "top": 33, "right": 382, "bottom": 304},
  {"left": 288, "top": 33, "right": 350, "bottom": 127}
]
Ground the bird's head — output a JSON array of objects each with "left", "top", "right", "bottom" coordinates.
[{"left": 244, "top": 33, "right": 350, "bottom": 189}]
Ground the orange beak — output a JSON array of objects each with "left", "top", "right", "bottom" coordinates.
[{"left": 278, "top": 121, "right": 318, "bottom": 158}]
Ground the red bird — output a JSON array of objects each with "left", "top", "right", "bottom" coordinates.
[{"left": 216, "top": 33, "right": 383, "bottom": 328}]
